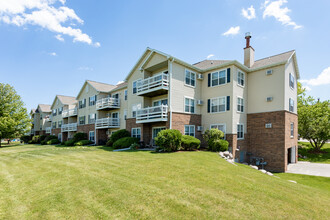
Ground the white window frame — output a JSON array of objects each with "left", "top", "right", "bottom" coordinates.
[
  {"left": 124, "top": 90, "right": 128, "bottom": 100},
  {"left": 289, "top": 73, "right": 295, "bottom": 89},
  {"left": 184, "top": 97, "right": 195, "bottom": 114},
  {"left": 132, "top": 103, "right": 141, "bottom": 118},
  {"left": 89, "top": 95, "right": 96, "bottom": 106},
  {"left": 237, "top": 70, "right": 245, "bottom": 87},
  {"left": 79, "top": 116, "right": 85, "bottom": 125},
  {"left": 211, "top": 69, "right": 227, "bottom": 87},
  {"left": 237, "top": 97, "right": 244, "bottom": 113},
  {"left": 210, "top": 96, "right": 226, "bottom": 113},
  {"left": 88, "top": 113, "right": 96, "bottom": 124},
  {"left": 290, "top": 122, "right": 294, "bottom": 138},
  {"left": 210, "top": 124, "right": 226, "bottom": 139},
  {"left": 185, "top": 69, "right": 196, "bottom": 87},
  {"left": 152, "top": 127, "right": 166, "bottom": 139},
  {"left": 289, "top": 98, "right": 294, "bottom": 112},
  {"left": 153, "top": 99, "right": 168, "bottom": 107},
  {"left": 237, "top": 124, "right": 244, "bottom": 140},
  {"left": 132, "top": 79, "right": 141, "bottom": 94},
  {"left": 131, "top": 128, "right": 141, "bottom": 139},
  {"left": 184, "top": 125, "right": 195, "bottom": 137},
  {"left": 89, "top": 131, "right": 95, "bottom": 142}
]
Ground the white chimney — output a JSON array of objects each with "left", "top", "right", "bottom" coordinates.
[{"left": 244, "top": 32, "right": 254, "bottom": 68}]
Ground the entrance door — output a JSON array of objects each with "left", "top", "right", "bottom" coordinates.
[
  {"left": 239, "top": 151, "right": 245, "bottom": 163},
  {"left": 287, "top": 146, "right": 296, "bottom": 164}
]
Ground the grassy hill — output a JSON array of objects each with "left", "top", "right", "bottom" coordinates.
[{"left": 0, "top": 144, "right": 329, "bottom": 219}]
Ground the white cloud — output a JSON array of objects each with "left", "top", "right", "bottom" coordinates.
[
  {"left": 301, "top": 67, "right": 330, "bottom": 86},
  {"left": 55, "top": 34, "right": 64, "bottom": 42},
  {"left": 206, "top": 54, "right": 214, "bottom": 59},
  {"left": 302, "top": 85, "right": 311, "bottom": 92},
  {"left": 49, "top": 52, "right": 57, "bottom": 56},
  {"left": 0, "top": 0, "right": 100, "bottom": 46},
  {"left": 262, "top": 0, "right": 302, "bottom": 29},
  {"left": 222, "top": 26, "right": 240, "bottom": 36},
  {"left": 78, "top": 66, "right": 93, "bottom": 71},
  {"left": 242, "top": 5, "right": 256, "bottom": 20}
]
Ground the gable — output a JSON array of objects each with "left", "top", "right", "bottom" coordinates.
[
  {"left": 144, "top": 53, "right": 168, "bottom": 70},
  {"left": 76, "top": 81, "right": 98, "bottom": 100},
  {"left": 51, "top": 96, "right": 61, "bottom": 110}
]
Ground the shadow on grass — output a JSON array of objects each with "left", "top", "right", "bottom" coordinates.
[
  {"left": 0, "top": 142, "right": 23, "bottom": 148},
  {"left": 298, "top": 142, "right": 330, "bottom": 163}
]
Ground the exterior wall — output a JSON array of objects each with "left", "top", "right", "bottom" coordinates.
[
  {"left": 144, "top": 53, "right": 167, "bottom": 69},
  {"left": 171, "top": 112, "right": 202, "bottom": 140},
  {"left": 76, "top": 82, "right": 99, "bottom": 123},
  {"left": 77, "top": 124, "right": 95, "bottom": 140},
  {"left": 284, "top": 58, "right": 298, "bottom": 113},
  {"left": 51, "top": 128, "right": 61, "bottom": 137},
  {"left": 51, "top": 97, "right": 64, "bottom": 131}
]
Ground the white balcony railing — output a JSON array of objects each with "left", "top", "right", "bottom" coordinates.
[
  {"left": 61, "top": 123, "right": 78, "bottom": 132},
  {"left": 136, "top": 105, "right": 168, "bottom": 123},
  {"left": 62, "top": 108, "right": 78, "bottom": 118},
  {"left": 96, "top": 97, "right": 120, "bottom": 110},
  {"left": 95, "top": 118, "right": 120, "bottom": 129},
  {"left": 46, "top": 127, "right": 52, "bottom": 134},
  {"left": 137, "top": 73, "right": 169, "bottom": 95},
  {"left": 45, "top": 115, "right": 52, "bottom": 122}
]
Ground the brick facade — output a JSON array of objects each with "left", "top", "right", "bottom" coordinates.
[
  {"left": 96, "top": 129, "right": 108, "bottom": 145},
  {"left": 77, "top": 124, "right": 95, "bottom": 140},
  {"left": 51, "top": 128, "right": 61, "bottom": 137},
  {"left": 171, "top": 112, "right": 202, "bottom": 140}
]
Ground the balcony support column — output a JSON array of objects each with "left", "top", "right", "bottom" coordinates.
[{"left": 168, "top": 58, "right": 174, "bottom": 129}]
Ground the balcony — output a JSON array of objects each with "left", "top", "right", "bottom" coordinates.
[
  {"left": 137, "top": 73, "right": 169, "bottom": 97},
  {"left": 62, "top": 108, "right": 78, "bottom": 118},
  {"left": 61, "top": 123, "right": 78, "bottom": 132},
  {"left": 95, "top": 118, "right": 120, "bottom": 129},
  {"left": 136, "top": 105, "right": 168, "bottom": 123},
  {"left": 46, "top": 127, "right": 52, "bottom": 134},
  {"left": 45, "top": 115, "right": 52, "bottom": 122},
  {"left": 96, "top": 97, "right": 120, "bottom": 110}
]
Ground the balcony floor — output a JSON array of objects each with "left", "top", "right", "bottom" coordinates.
[{"left": 137, "top": 87, "right": 168, "bottom": 97}]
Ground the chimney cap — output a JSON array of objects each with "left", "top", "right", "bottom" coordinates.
[{"left": 245, "top": 32, "right": 251, "bottom": 38}]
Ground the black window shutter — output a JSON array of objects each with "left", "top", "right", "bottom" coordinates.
[
  {"left": 227, "top": 68, "right": 231, "bottom": 83},
  {"left": 207, "top": 99, "right": 210, "bottom": 113},
  {"left": 226, "top": 96, "right": 230, "bottom": 111},
  {"left": 88, "top": 97, "right": 90, "bottom": 106},
  {"left": 95, "top": 95, "right": 97, "bottom": 101},
  {"left": 208, "top": 73, "right": 211, "bottom": 87}
]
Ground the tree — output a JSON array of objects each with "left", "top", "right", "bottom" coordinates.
[
  {"left": 0, "top": 83, "right": 31, "bottom": 147},
  {"left": 298, "top": 92, "right": 330, "bottom": 151}
]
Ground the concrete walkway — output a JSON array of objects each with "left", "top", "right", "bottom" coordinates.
[{"left": 287, "top": 162, "right": 330, "bottom": 177}]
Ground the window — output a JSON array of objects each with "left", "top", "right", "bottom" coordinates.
[
  {"left": 211, "top": 70, "right": 226, "bottom": 87},
  {"left": 52, "top": 109, "right": 57, "bottom": 116},
  {"left": 79, "top": 99, "right": 86, "bottom": 109},
  {"left": 132, "top": 80, "right": 138, "bottom": 94},
  {"left": 184, "top": 98, "right": 195, "bottom": 113},
  {"left": 52, "top": 122, "right": 57, "bottom": 129},
  {"left": 237, "top": 71, "right": 245, "bottom": 86},
  {"left": 89, "top": 131, "right": 95, "bottom": 142},
  {"left": 124, "top": 90, "right": 128, "bottom": 100},
  {"left": 58, "top": 107, "right": 63, "bottom": 115},
  {"left": 237, "top": 97, "right": 244, "bottom": 113},
  {"left": 79, "top": 116, "right": 85, "bottom": 125},
  {"left": 289, "top": 73, "right": 295, "bottom": 89},
  {"left": 152, "top": 127, "right": 166, "bottom": 139},
  {"left": 58, "top": 120, "right": 62, "bottom": 128},
  {"left": 289, "top": 98, "right": 294, "bottom": 112},
  {"left": 290, "top": 123, "right": 294, "bottom": 138},
  {"left": 185, "top": 69, "right": 196, "bottom": 87},
  {"left": 89, "top": 95, "right": 97, "bottom": 106},
  {"left": 237, "top": 124, "right": 244, "bottom": 139},
  {"left": 131, "top": 128, "right": 141, "bottom": 139},
  {"left": 88, "top": 113, "right": 96, "bottom": 124},
  {"left": 112, "top": 112, "right": 119, "bottom": 118},
  {"left": 124, "top": 109, "right": 128, "bottom": 120},
  {"left": 153, "top": 99, "right": 168, "bottom": 107},
  {"left": 184, "top": 125, "right": 195, "bottom": 137},
  {"left": 132, "top": 103, "right": 141, "bottom": 118},
  {"left": 210, "top": 124, "right": 226, "bottom": 138},
  {"left": 211, "top": 97, "right": 226, "bottom": 113}
]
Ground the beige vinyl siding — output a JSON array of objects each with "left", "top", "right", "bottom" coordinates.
[
  {"left": 247, "top": 65, "right": 285, "bottom": 114},
  {"left": 284, "top": 58, "right": 298, "bottom": 114},
  {"left": 51, "top": 97, "right": 64, "bottom": 130},
  {"left": 76, "top": 83, "right": 99, "bottom": 124},
  {"left": 144, "top": 53, "right": 167, "bottom": 69}
]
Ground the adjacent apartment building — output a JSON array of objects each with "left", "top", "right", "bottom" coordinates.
[{"left": 30, "top": 33, "right": 298, "bottom": 172}]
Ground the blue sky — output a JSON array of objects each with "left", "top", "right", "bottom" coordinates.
[{"left": 1, "top": 0, "right": 329, "bottom": 111}]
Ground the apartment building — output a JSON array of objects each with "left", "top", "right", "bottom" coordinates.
[
  {"left": 30, "top": 33, "right": 298, "bottom": 172},
  {"left": 30, "top": 104, "right": 52, "bottom": 136}
]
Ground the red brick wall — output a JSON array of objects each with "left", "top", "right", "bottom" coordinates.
[
  {"left": 51, "top": 128, "right": 61, "bottom": 137},
  {"left": 171, "top": 112, "right": 202, "bottom": 140},
  {"left": 96, "top": 129, "right": 108, "bottom": 145},
  {"left": 77, "top": 124, "right": 95, "bottom": 140}
]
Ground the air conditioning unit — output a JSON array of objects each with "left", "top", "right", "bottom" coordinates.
[
  {"left": 265, "top": 123, "right": 272, "bottom": 128},
  {"left": 197, "top": 100, "right": 203, "bottom": 105},
  {"left": 266, "top": 96, "right": 273, "bottom": 102},
  {"left": 197, "top": 126, "right": 203, "bottom": 131},
  {"left": 197, "top": 74, "right": 204, "bottom": 80},
  {"left": 266, "top": 69, "right": 273, "bottom": 75}
]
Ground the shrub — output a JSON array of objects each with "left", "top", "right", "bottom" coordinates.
[
  {"left": 32, "top": 135, "right": 40, "bottom": 144},
  {"left": 74, "top": 140, "right": 93, "bottom": 146},
  {"left": 113, "top": 137, "right": 139, "bottom": 149},
  {"left": 21, "top": 135, "right": 31, "bottom": 143},
  {"left": 40, "top": 135, "right": 47, "bottom": 142},
  {"left": 181, "top": 135, "right": 200, "bottom": 151},
  {"left": 130, "top": 143, "right": 140, "bottom": 150},
  {"left": 64, "top": 139, "right": 75, "bottom": 146},
  {"left": 44, "top": 135, "right": 57, "bottom": 142},
  {"left": 203, "top": 129, "right": 224, "bottom": 143},
  {"left": 106, "top": 129, "right": 130, "bottom": 147},
  {"left": 155, "top": 129, "right": 182, "bottom": 152},
  {"left": 61, "top": 142, "right": 65, "bottom": 145},
  {"left": 73, "top": 132, "right": 88, "bottom": 142},
  {"left": 40, "top": 140, "right": 47, "bottom": 145},
  {"left": 47, "top": 139, "right": 60, "bottom": 145},
  {"left": 208, "top": 139, "right": 229, "bottom": 152},
  {"left": 28, "top": 140, "right": 33, "bottom": 144}
]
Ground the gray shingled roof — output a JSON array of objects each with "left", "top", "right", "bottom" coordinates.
[
  {"left": 251, "top": 50, "right": 295, "bottom": 69},
  {"left": 38, "top": 104, "right": 51, "bottom": 113},
  {"left": 193, "top": 60, "right": 232, "bottom": 70},
  {"left": 87, "top": 80, "right": 116, "bottom": 93},
  {"left": 111, "top": 82, "right": 127, "bottom": 91},
  {"left": 57, "top": 95, "right": 77, "bottom": 105}
]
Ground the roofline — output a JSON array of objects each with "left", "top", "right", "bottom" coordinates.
[
  {"left": 109, "top": 84, "right": 128, "bottom": 93},
  {"left": 37, "top": 104, "right": 51, "bottom": 113}
]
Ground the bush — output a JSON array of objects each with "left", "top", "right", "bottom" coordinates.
[
  {"left": 21, "top": 135, "right": 31, "bottom": 143},
  {"left": 28, "top": 140, "right": 33, "bottom": 144},
  {"left": 130, "top": 143, "right": 140, "bottom": 150},
  {"left": 32, "top": 135, "right": 40, "bottom": 144},
  {"left": 73, "top": 132, "right": 88, "bottom": 142},
  {"left": 208, "top": 139, "right": 229, "bottom": 152},
  {"left": 74, "top": 140, "right": 93, "bottom": 146},
  {"left": 44, "top": 135, "right": 57, "bottom": 142},
  {"left": 203, "top": 129, "right": 224, "bottom": 143},
  {"left": 181, "top": 135, "right": 200, "bottom": 151},
  {"left": 106, "top": 129, "right": 130, "bottom": 147},
  {"left": 47, "top": 139, "right": 60, "bottom": 145},
  {"left": 113, "top": 137, "right": 139, "bottom": 149},
  {"left": 64, "top": 139, "right": 75, "bottom": 146},
  {"left": 40, "top": 140, "right": 47, "bottom": 145},
  {"left": 40, "top": 135, "right": 47, "bottom": 142},
  {"left": 155, "top": 129, "right": 182, "bottom": 152}
]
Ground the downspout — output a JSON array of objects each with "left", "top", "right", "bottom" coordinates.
[{"left": 168, "top": 57, "right": 174, "bottom": 129}]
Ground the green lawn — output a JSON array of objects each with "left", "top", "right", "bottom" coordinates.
[
  {"left": 0, "top": 145, "right": 329, "bottom": 219},
  {"left": 298, "top": 141, "right": 330, "bottom": 163}
]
